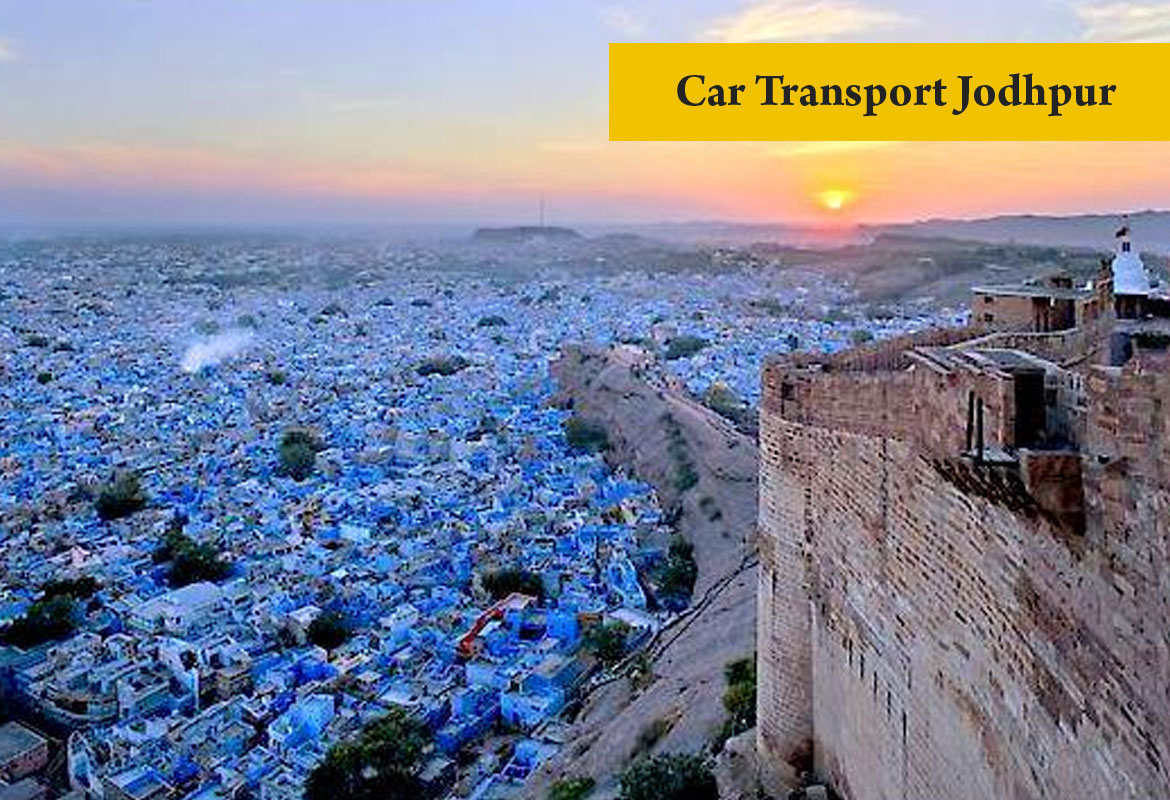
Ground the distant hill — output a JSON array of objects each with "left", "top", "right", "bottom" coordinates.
[
  {"left": 870, "top": 210, "right": 1170, "bottom": 253},
  {"left": 589, "top": 212, "right": 1170, "bottom": 253},
  {"left": 738, "top": 234, "right": 1124, "bottom": 306},
  {"left": 592, "top": 220, "right": 866, "bottom": 248},
  {"left": 471, "top": 225, "right": 582, "bottom": 243}
]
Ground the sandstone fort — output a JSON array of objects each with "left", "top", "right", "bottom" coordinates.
[{"left": 758, "top": 225, "right": 1170, "bottom": 799}]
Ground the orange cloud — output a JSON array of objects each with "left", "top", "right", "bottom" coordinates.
[{"left": 1, "top": 139, "right": 1169, "bottom": 225}]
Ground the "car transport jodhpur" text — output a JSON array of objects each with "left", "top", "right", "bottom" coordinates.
[{"left": 675, "top": 73, "right": 1116, "bottom": 117}]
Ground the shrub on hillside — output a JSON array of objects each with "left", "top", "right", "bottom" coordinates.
[
  {"left": 563, "top": 417, "right": 609, "bottom": 454},
  {"left": 722, "top": 656, "right": 757, "bottom": 732},
  {"left": 549, "top": 777, "right": 595, "bottom": 800},
  {"left": 850, "top": 329, "right": 875, "bottom": 346},
  {"left": 714, "top": 655, "right": 758, "bottom": 751},
  {"left": 702, "top": 383, "right": 753, "bottom": 430},
  {"left": 618, "top": 753, "right": 717, "bottom": 800},
  {"left": 583, "top": 621, "right": 630, "bottom": 666},
  {"left": 656, "top": 537, "right": 698, "bottom": 607}
]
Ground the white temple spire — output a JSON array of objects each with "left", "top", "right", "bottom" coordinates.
[{"left": 1111, "top": 215, "right": 1150, "bottom": 296}]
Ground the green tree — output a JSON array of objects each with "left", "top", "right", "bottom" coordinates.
[
  {"left": 2, "top": 596, "right": 79, "bottom": 649},
  {"left": 481, "top": 568, "right": 545, "bottom": 603},
  {"left": 850, "top": 328, "right": 875, "bottom": 346},
  {"left": 663, "top": 335, "right": 709, "bottom": 361},
  {"left": 673, "top": 462, "right": 699, "bottom": 493},
  {"left": 95, "top": 471, "right": 147, "bottom": 521},
  {"left": 307, "top": 610, "right": 351, "bottom": 651},
  {"left": 154, "top": 531, "right": 231, "bottom": 587},
  {"left": 304, "top": 708, "right": 432, "bottom": 800},
  {"left": 724, "top": 656, "right": 755, "bottom": 687},
  {"left": 657, "top": 538, "right": 698, "bottom": 605},
  {"left": 722, "top": 681, "right": 756, "bottom": 733},
  {"left": 701, "top": 383, "right": 748, "bottom": 427},
  {"left": 417, "top": 355, "right": 470, "bottom": 377},
  {"left": 549, "top": 776, "right": 595, "bottom": 800},
  {"left": 41, "top": 576, "right": 101, "bottom": 601},
  {"left": 584, "top": 621, "right": 630, "bottom": 666},
  {"left": 715, "top": 656, "right": 757, "bottom": 749},
  {"left": 169, "top": 542, "right": 232, "bottom": 587},
  {"left": 278, "top": 428, "right": 322, "bottom": 481},
  {"left": 153, "top": 527, "right": 190, "bottom": 564},
  {"left": 563, "top": 417, "right": 609, "bottom": 454},
  {"left": 618, "top": 753, "right": 717, "bottom": 800}
]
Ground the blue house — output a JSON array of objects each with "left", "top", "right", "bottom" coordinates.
[{"left": 266, "top": 694, "right": 335, "bottom": 752}]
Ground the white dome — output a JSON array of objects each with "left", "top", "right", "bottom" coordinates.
[{"left": 1112, "top": 249, "right": 1151, "bottom": 296}]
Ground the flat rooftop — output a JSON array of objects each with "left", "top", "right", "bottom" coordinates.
[
  {"left": 0, "top": 779, "right": 46, "bottom": 800},
  {"left": 909, "top": 346, "right": 1056, "bottom": 375},
  {"left": 0, "top": 722, "right": 46, "bottom": 763},
  {"left": 971, "top": 284, "right": 1088, "bottom": 301}
]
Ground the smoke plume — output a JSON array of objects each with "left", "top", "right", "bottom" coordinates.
[{"left": 181, "top": 328, "right": 254, "bottom": 373}]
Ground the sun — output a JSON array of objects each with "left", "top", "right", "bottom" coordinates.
[{"left": 816, "top": 188, "right": 854, "bottom": 212}]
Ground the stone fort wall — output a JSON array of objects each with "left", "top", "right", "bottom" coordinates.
[{"left": 757, "top": 345, "right": 1170, "bottom": 800}]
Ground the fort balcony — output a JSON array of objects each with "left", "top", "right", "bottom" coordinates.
[{"left": 763, "top": 325, "right": 1090, "bottom": 538}]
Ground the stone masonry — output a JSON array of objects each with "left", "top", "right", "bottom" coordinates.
[{"left": 757, "top": 327, "right": 1170, "bottom": 800}]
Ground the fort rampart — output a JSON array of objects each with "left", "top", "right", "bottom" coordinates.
[{"left": 757, "top": 331, "right": 1170, "bottom": 800}]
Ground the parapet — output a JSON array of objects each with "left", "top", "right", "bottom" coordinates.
[
  {"left": 764, "top": 326, "right": 1073, "bottom": 454},
  {"left": 769, "top": 325, "right": 979, "bottom": 375}
]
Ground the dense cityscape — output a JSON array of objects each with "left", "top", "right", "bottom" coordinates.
[{"left": 0, "top": 233, "right": 963, "bottom": 800}]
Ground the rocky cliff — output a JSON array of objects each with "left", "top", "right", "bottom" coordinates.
[{"left": 527, "top": 344, "right": 760, "bottom": 798}]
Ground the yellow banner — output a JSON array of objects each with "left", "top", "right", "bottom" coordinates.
[{"left": 609, "top": 43, "right": 1170, "bottom": 141}]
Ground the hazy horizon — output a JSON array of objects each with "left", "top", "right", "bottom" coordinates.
[{"left": 3, "top": 206, "right": 1169, "bottom": 238}]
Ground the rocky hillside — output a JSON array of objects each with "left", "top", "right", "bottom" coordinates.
[{"left": 528, "top": 345, "right": 760, "bottom": 798}]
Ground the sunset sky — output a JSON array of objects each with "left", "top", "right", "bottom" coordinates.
[{"left": 1, "top": 0, "right": 1169, "bottom": 227}]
